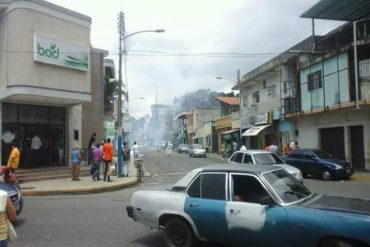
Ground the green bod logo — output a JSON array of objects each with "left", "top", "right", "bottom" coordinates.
[{"left": 38, "top": 43, "right": 59, "bottom": 59}]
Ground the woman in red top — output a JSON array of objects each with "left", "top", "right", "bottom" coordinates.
[{"left": 102, "top": 138, "right": 113, "bottom": 182}]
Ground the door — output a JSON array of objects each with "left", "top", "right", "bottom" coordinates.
[
  {"left": 227, "top": 174, "right": 288, "bottom": 247},
  {"left": 320, "top": 127, "right": 345, "bottom": 160},
  {"left": 184, "top": 173, "right": 228, "bottom": 243},
  {"left": 350, "top": 126, "right": 365, "bottom": 169},
  {"left": 301, "top": 150, "right": 319, "bottom": 176}
]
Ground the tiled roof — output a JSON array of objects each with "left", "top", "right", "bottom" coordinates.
[{"left": 216, "top": 97, "right": 240, "bottom": 106}]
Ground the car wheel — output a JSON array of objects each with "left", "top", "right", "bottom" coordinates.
[
  {"left": 319, "top": 238, "right": 358, "bottom": 247},
  {"left": 163, "top": 217, "right": 194, "bottom": 247},
  {"left": 321, "top": 169, "right": 332, "bottom": 181},
  {"left": 203, "top": 154, "right": 206, "bottom": 158}
]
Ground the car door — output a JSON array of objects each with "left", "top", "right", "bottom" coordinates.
[
  {"left": 184, "top": 172, "right": 229, "bottom": 243},
  {"left": 227, "top": 173, "right": 289, "bottom": 247},
  {"left": 302, "top": 150, "right": 318, "bottom": 176},
  {"left": 287, "top": 150, "right": 306, "bottom": 173}
]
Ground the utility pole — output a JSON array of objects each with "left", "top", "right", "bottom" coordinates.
[
  {"left": 116, "top": 11, "right": 125, "bottom": 177},
  {"left": 237, "top": 69, "right": 243, "bottom": 145}
]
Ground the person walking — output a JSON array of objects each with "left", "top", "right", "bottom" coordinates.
[
  {"left": 102, "top": 138, "right": 113, "bottom": 182},
  {"left": 87, "top": 133, "right": 96, "bottom": 166},
  {"left": 70, "top": 145, "right": 81, "bottom": 181},
  {"left": 7, "top": 140, "right": 20, "bottom": 173},
  {"left": 269, "top": 140, "right": 278, "bottom": 154},
  {"left": 0, "top": 190, "right": 17, "bottom": 246},
  {"left": 91, "top": 144, "right": 103, "bottom": 181},
  {"left": 122, "top": 142, "right": 130, "bottom": 177}
]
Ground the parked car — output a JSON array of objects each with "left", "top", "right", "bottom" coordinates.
[
  {"left": 127, "top": 164, "right": 370, "bottom": 247},
  {"left": 228, "top": 150, "right": 303, "bottom": 182},
  {"left": 177, "top": 144, "right": 190, "bottom": 154},
  {"left": 188, "top": 144, "right": 206, "bottom": 158},
  {"left": 284, "top": 149, "right": 354, "bottom": 181},
  {"left": 0, "top": 181, "right": 23, "bottom": 216}
]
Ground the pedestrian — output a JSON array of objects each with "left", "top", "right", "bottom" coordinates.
[
  {"left": 264, "top": 144, "right": 270, "bottom": 151},
  {"left": 87, "top": 133, "right": 96, "bottom": 166},
  {"left": 240, "top": 142, "right": 247, "bottom": 151},
  {"left": 232, "top": 141, "right": 238, "bottom": 153},
  {"left": 56, "top": 134, "right": 64, "bottom": 165},
  {"left": 7, "top": 140, "right": 20, "bottom": 173},
  {"left": 102, "top": 138, "right": 113, "bottom": 182},
  {"left": 0, "top": 190, "right": 17, "bottom": 246},
  {"left": 269, "top": 140, "right": 278, "bottom": 154},
  {"left": 132, "top": 141, "right": 139, "bottom": 159},
  {"left": 282, "top": 142, "right": 290, "bottom": 156},
  {"left": 70, "top": 144, "right": 81, "bottom": 181},
  {"left": 30, "top": 134, "right": 42, "bottom": 166},
  {"left": 289, "top": 139, "right": 296, "bottom": 151},
  {"left": 122, "top": 142, "right": 130, "bottom": 177},
  {"left": 91, "top": 144, "right": 103, "bottom": 181},
  {"left": 295, "top": 141, "right": 300, "bottom": 149}
]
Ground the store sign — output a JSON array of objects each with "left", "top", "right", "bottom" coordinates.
[
  {"left": 106, "top": 122, "right": 116, "bottom": 140},
  {"left": 34, "top": 34, "right": 89, "bottom": 71},
  {"left": 255, "top": 113, "right": 269, "bottom": 125},
  {"left": 1, "top": 131, "right": 15, "bottom": 143},
  {"left": 123, "top": 117, "right": 133, "bottom": 133}
]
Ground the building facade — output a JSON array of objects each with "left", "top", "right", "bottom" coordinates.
[{"left": 0, "top": 0, "right": 93, "bottom": 167}]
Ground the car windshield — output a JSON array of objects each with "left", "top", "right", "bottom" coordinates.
[
  {"left": 193, "top": 144, "right": 203, "bottom": 149},
  {"left": 263, "top": 169, "right": 312, "bottom": 204},
  {"left": 254, "top": 153, "right": 284, "bottom": 164},
  {"left": 312, "top": 150, "right": 333, "bottom": 159}
]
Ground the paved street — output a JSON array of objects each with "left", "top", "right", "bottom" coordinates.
[{"left": 13, "top": 150, "right": 370, "bottom": 247}]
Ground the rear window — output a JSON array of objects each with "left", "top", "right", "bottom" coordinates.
[{"left": 231, "top": 152, "right": 243, "bottom": 163}]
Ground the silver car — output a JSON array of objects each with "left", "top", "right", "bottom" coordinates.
[
  {"left": 228, "top": 150, "right": 303, "bottom": 182},
  {"left": 189, "top": 144, "right": 206, "bottom": 158}
]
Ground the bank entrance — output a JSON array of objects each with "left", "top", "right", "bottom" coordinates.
[{"left": 2, "top": 103, "right": 65, "bottom": 168}]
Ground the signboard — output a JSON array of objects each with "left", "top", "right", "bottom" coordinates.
[
  {"left": 106, "top": 121, "right": 115, "bottom": 140},
  {"left": 255, "top": 113, "right": 269, "bottom": 125},
  {"left": 123, "top": 117, "right": 133, "bottom": 133},
  {"left": 34, "top": 34, "right": 89, "bottom": 71}
]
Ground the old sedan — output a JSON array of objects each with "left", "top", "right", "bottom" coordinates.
[
  {"left": 228, "top": 150, "right": 303, "bottom": 182},
  {"left": 188, "top": 144, "right": 206, "bottom": 158},
  {"left": 127, "top": 164, "right": 370, "bottom": 247}
]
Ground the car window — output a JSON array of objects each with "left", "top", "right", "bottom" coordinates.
[
  {"left": 312, "top": 150, "right": 333, "bottom": 159},
  {"left": 187, "top": 175, "right": 201, "bottom": 198},
  {"left": 201, "top": 173, "right": 226, "bottom": 200},
  {"left": 231, "top": 152, "right": 243, "bottom": 163},
  {"left": 243, "top": 154, "right": 253, "bottom": 164},
  {"left": 253, "top": 153, "right": 282, "bottom": 164},
  {"left": 289, "top": 150, "right": 303, "bottom": 159},
  {"left": 193, "top": 144, "right": 203, "bottom": 149},
  {"left": 231, "top": 174, "right": 274, "bottom": 205}
]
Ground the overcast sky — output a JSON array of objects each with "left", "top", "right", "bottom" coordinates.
[{"left": 48, "top": 0, "right": 343, "bottom": 118}]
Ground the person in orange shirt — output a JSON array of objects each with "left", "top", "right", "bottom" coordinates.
[
  {"left": 7, "top": 141, "right": 20, "bottom": 172},
  {"left": 282, "top": 142, "right": 290, "bottom": 156},
  {"left": 102, "top": 138, "right": 113, "bottom": 182}
]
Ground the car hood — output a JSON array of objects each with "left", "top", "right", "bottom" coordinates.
[
  {"left": 301, "top": 194, "right": 370, "bottom": 216},
  {"left": 323, "top": 159, "right": 350, "bottom": 167}
]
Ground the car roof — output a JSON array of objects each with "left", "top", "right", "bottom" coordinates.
[
  {"left": 234, "top": 149, "right": 273, "bottom": 155},
  {"left": 200, "top": 163, "right": 279, "bottom": 174}
]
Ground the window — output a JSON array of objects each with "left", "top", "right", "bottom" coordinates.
[
  {"left": 267, "top": 85, "right": 276, "bottom": 97},
  {"left": 232, "top": 174, "right": 274, "bottom": 204},
  {"left": 201, "top": 173, "right": 226, "bottom": 200},
  {"left": 231, "top": 152, "right": 243, "bottom": 163},
  {"left": 187, "top": 175, "right": 201, "bottom": 198},
  {"left": 307, "top": 70, "right": 322, "bottom": 91},
  {"left": 243, "top": 154, "right": 253, "bottom": 164},
  {"left": 253, "top": 91, "right": 260, "bottom": 104}
]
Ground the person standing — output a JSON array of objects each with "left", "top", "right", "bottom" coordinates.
[
  {"left": 289, "top": 139, "right": 296, "bottom": 151},
  {"left": 87, "top": 133, "right": 96, "bottom": 166},
  {"left": 240, "top": 142, "right": 247, "bottom": 151},
  {"left": 70, "top": 145, "right": 81, "bottom": 181},
  {"left": 282, "top": 142, "right": 290, "bottom": 156},
  {"left": 7, "top": 140, "right": 20, "bottom": 172},
  {"left": 102, "top": 138, "right": 113, "bottom": 182},
  {"left": 0, "top": 190, "right": 17, "bottom": 246},
  {"left": 122, "top": 142, "right": 130, "bottom": 177},
  {"left": 269, "top": 140, "right": 278, "bottom": 154},
  {"left": 56, "top": 134, "right": 64, "bottom": 166},
  {"left": 31, "top": 134, "right": 42, "bottom": 166},
  {"left": 91, "top": 144, "right": 103, "bottom": 181}
]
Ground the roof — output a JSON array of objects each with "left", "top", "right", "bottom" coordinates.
[
  {"left": 201, "top": 163, "right": 279, "bottom": 174},
  {"left": 235, "top": 149, "right": 274, "bottom": 155},
  {"left": 301, "top": 0, "right": 370, "bottom": 21},
  {"left": 216, "top": 97, "right": 240, "bottom": 106}
]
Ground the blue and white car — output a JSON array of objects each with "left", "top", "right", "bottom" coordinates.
[{"left": 127, "top": 164, "right": 370, "bottom": 247}]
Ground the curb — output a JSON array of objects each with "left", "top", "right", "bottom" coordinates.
[
  {"left": 22, "top": 179, "right": 138, "bottom": 196},
  {"left": 350, "top": 174, "right": 370, "bottom": 182}
]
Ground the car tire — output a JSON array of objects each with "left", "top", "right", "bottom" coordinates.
[
  {"left": 319, "top": 238, "right": 358, "bottom": 247},
  {"left": 203, "top": 155, "right": 206, "bottom": 158},
  {"left": 163, "top": 217, "right": 195, "bottom": 247},
  {"left": 321, "top": 168, "right": 332, "bottom": 181}
]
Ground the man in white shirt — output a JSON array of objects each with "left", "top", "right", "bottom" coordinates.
[
  {"left": 269, "top": 140, "right": 278, "bottom": 154},
  {"left": 240, "top": 142, "right": 247, "bottom": 151},
  {"left": 289, "top": 139, "right": 296, "bottom": 151},
  {"left": 31, "top": 134, "right": 42, "bottom": 166}
]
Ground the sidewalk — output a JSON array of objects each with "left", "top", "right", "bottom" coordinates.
[{"left": 21, "top": 176, "right": 138, "bottom": 196}]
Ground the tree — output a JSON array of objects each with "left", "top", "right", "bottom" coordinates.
[{"left": 104, "top": 76, "right": 119, "bottom": 104}]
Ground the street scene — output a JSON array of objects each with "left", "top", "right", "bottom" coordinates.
[{"left": 0, "top": 0, "right": 370, "bottom": 246}]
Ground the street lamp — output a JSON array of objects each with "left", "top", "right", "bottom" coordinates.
[
  {"left": 216, "top": 69, "right": 243, "bottom": 146},
  {"left": 117, "top": 11, "right": 164, "bottom": 177}
]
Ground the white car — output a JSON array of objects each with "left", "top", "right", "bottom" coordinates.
[
  {"left": 188, "top": 144, "right": 206, "bottom": 158},
  {"left": 228, "top": 150, "right": 303, "bottom": 182}
]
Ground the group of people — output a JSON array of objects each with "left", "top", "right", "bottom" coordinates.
[{"left": 264, "top": 139, "right": 300, "bottom": 155}]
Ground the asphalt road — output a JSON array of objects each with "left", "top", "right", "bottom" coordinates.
[{"left": 12, "top": 150, "right": 370, "bottom": 247}]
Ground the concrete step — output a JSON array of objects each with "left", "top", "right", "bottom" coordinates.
[{"left": 17, "top": 166, "right": 91, "bottom": 183}]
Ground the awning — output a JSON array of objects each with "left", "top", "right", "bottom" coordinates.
[
  {"left": 242, "top": 125, "right": 270, "bottom": 137},
  {"left": 221, "top": 129, "right": 239, "bottom": 135}
]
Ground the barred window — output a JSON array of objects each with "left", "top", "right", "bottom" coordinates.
[{"left": 307, "top": 71, "right": 322, "bottom": 91}]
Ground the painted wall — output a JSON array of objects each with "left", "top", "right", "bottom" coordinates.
[{"left": 300, "top": 53, "right": 350, "bottom": 111}]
